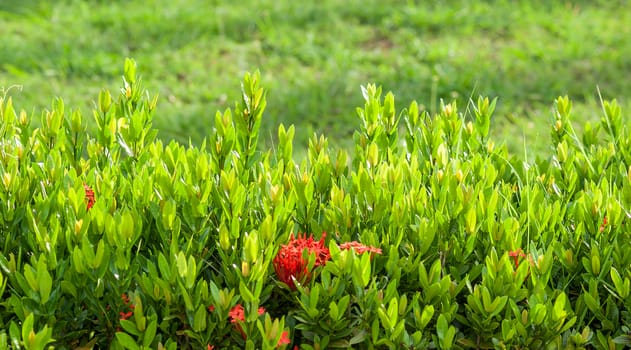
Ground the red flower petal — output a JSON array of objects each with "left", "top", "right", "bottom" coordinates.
[
  {"left": 229, "top": 304, "right": 245, "bottom": 323},
  {"left": 508, "top": 249, "right": 526, "bottom": 269},
  {"left": 600, "top": 216, "right": 608, "bottom": 232},
  {"left": 273, "top": 233, "right": 330, "bottom": 290},
  {"left": 84, "top": 184, "right": 95, "bottom": 210},
  {"left": 277, "top": 330, "right": 291, "bottom": 347},
  {"left": 339, "top": 241, "right": 382, "bottom": 255}
]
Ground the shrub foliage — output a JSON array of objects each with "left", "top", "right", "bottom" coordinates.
[{"left": 1, "top": 59, "right": 630, "bottom": 349}]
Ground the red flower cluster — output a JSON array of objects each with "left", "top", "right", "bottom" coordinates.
[
  {"left": 228, "top": 304, "right": 265, "bottom": 324},
  {"left": 226, "top": 304, "right": 291, "bottom": 347},
  {"left": 84, "top": 184, "right": 95, "bottom": 210},
  {"left": 599, "top": 216, "right": 608, "bottom": 232},
  {"left": 273, "top": 233, "right": 384, "bottom": 290},
  {"left": 119, "top": 293, "right": 135, "bottom": 321},
  {"left": 508, "top": 249, "right": 527, "bottom": 269},
  {"left": 273, "top": 233, "right": 331, "bottom": 290},
  {"left": 277, "top": 331, "right": 291, "bottom": 347},
  {"left": 339, "top": 241, "right": 382, "bottom": 256}
]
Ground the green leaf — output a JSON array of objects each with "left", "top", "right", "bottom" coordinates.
[
  {"left": 329, "top": 301, "right": 339, "bottom": 321},
  {"left": 143, "top": 318, "right": 157, "bottom": 348},
  {"left": 436, "top": 314, "right": 454, "bottom": 349},
  {"left": 377, "top": 306, "right": 392, "bottom": 330},
  {"left": 133, "top": 295, "right": 146, "bottom": 332},
  {"left": 239, "top": 280, "right": 255, "bottom": 303},
  {"left": 186, "top": 255, "right": 197, "bottom": 289},
  {"left": 501, "top": 319, "right": 515, "bottom": 341},
  {"left": 116, "top": 332, "right": 140, "bottom": 350},
  {"left": 93, "top": 239, "right": 107, "bottom": 269},
  {"left": 488, "top": 296, "right": 508, "bottom": 319},
  {"left": 192, "top": 305, "right": 207, "bottom": 333},
  {"left": 98, "top": 89, "right": 112, "bottom": 114},
  {"left": 0, "top": 332, "right": 7, "bottom": 349},
  {"left": 244, "top": 232, "right": 259, "bottom": 263},
  {"left": 22, "top": 313, "right": 34, "bottom": 347},
  {"left": 610, "top": 267, "right": 630, "bottom": 298},
  {"left": 157, "top": 253, "right": 172, "bottom": 281},
  {"left": 552, "top": 292, "right": 567, "bottom": 321},
  {"left": 178, "top": 281, "right": 194, "bottom": 311},
  {"left": 420, "top": 305, "right": 434, "bottom": 329},
  {"left": 353, "top": 252, "right": 371, "bottom": 288},
  {"left": 387, "top": 298, "right": 398, "bottom": 328},
  {"left": 613, "top": 335, "right": 631, "bottom": 345},
  {"left": 582, "top": 292, "right": 600, "bottom": 313},
  {"left": 162, "top": 200, "right": 177, "bottom": 230},
  {"left": 176, "top": 252, "right": 187, "bottom": 279},
  {"left": 23, "top": 265, "right": 38, "bottom": 292},
  {"left": 119, "top": 320, "right": 140, "bottom": 336},
  {"left": 349, "top": 329, "right": 368, "bottom": 345},
  {"left": 119, "top": 210, "right": 135, "bottom": 241},
  {"left": 309, "top": 284, "right": 320, "bottom": 312},
  {"left": 33, "top": 325, "right": 52, "bottom": 350},
  {"left": 465, "top": 206, "right": 476, "bottom": 234},
  {"left": 36, "top": 258, "right": 52, "bottom": 304},
  {"left": 9, "top": 322, "right": 20, "bottom": 349},
  {"left": 531, "top": 304, "right": 547, "bottom": 325},
  {"left": 123, "top": 58, "right": 137, "bottom": 84}
]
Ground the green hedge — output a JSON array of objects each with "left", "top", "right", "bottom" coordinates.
[{"left": 1, "top": 59, "right": 630, "bottom": 349}]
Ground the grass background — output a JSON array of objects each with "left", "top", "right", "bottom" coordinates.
[{"left": 1, "top": 0, "right": 630, "bottom": 157}]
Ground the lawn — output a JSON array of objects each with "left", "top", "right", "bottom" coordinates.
[{"left": 1, "top": 0, "right": 630, "bottom": 156}]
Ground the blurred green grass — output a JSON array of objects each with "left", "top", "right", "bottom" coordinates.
[{"left": 1, "top": 0, "right": 630, "bottom": 156}]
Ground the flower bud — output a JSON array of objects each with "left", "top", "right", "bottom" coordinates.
[
  {"left": 556, "top": 142, "right": 568, "bottom": 162},
  {"left": 15, "top": 143, "right": 23, "bottom": 160},
  {"left": 241, "top": 261, "right": 250, "bottom": 277},
  {"left": 442, "top": 104, "right": 453, "bottom": 116},
  {"left": 455, "top": 169, "right": 464, "bottom": 183},
  {"left": 219, "top": 223, "right": 230, "bottom": 251},
  {"left": 367, "top": 143, "right": 379, "bottom": 169},
  {"left": 564, "top": 249, "right": 573, "bottom": 266},
  {"left": 2, "top": 172, "right": 11, "bottom": 189},
  {"left": 486, "top": 140, "right": 495, "bottom": 153},
  {"left": 75, "top": 219, "right": 83, "bottom": 235},
  {"left": 270, "top": 185, "right": 281, "bottom": 205},
  {"left": 19, "top": 111, "right": 28, "bottom": 126},
  {"left": 466, "top": 121, "right": 474, "bottom": 135},
  {"left": 436, "top": 143, "right": 448, "bottom": 167}
]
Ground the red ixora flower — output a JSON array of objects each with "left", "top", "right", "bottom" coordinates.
[
  {"left": 118, "top": 293, "right": 135, "bottom": 321},
  {"left": 508, "top": 249, "right": 527, "bottom": 269},
  {"left": 228, "top": 304, "right": 265, "bottom": 323},
  {"left": 339, "top": 241, "right": 382, "bottom": 256},
  {"left": 84, "top": 184, "right": 95, "bottom": 210},
  {"left": 119, "top": 311, "right": 133, "bottom": 320},
  {"left": 229, "top": 304, "right": 266, "bottom": 339},
  {"left": 229, "top": 304, "right": 246, "bottom": 323},
  {"left": 273, "top": 232, "right": 331, "bottom": 290},
  {"left": 599, "top": 216, "right": 608, "bottom": 232},
  {"left": 118, "top": 293, "right": 136, "bottom": 321},
  {"left": 207, "top": 345, "right": 214, "bottom": 350},
  {"left": 277, "top": 330, "right": 291, "bottom": 347}
]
